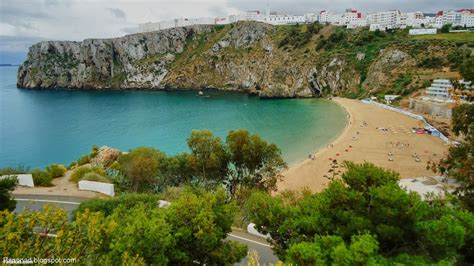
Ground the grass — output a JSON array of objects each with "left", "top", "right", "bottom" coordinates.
[
  {"left": 82, "top": 172, "right": 112, "bottom": 183},
  {"left": 70, "top": 165, "right": 106, "bottom": 183},
  {"left": 412, "top": 32, "right": 474, "bottom": 42}
]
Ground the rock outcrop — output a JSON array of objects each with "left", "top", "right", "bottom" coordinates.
[
  {"left": 17, "top": 21, "right": 465, "bottom": 98},
  {"left": 90, "top": 146, "right": 122, "bottom": 167}
]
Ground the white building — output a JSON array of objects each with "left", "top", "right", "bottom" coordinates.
[
  {"left": 139, "top": 17, "right": 218, "bottom": 32},
  {"left": 425, "top": 79, "right": 453, "bottom": 101},
  {"left": 230, "top": 10, "right": 266, "bottom": 23},
  {"left": 458, "top": 9, "right": 474, "bottom": 27},
  {"left": 304, "top": 13, "right": 319, "bottom": 23},
  {"left": 267, "top": 14, "right": 306, "bottom": 25},
  {"left": 319, "top": 11, "right": 344, "bottom": 25},
  {"left": 367, "top": 10, "right": 400, "bottom": 31}
]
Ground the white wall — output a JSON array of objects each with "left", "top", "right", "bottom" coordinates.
[
  {"left": 247, "top": 223, "right": 271, "bottom": 239},
  {"left": 409, "top": 28, "right": 437, "bottom": 35},
  {"left": 1, "top": 174, "right": 35, "bottom": 187},
  {"left": 78, "top": 180, "right": 115, "bottom": 196}
]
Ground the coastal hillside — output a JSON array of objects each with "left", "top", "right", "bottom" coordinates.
[{"left": 17, "top": 22, "right": 473, "bottom": 98}]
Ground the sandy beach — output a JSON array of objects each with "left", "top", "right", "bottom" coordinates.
[{"left": 278, "top": 97, "right": 450, "bottom": 193}]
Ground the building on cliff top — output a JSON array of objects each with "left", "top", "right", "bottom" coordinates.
[{"left": 138, "top": 8, "right": 474, "bottom": 33}]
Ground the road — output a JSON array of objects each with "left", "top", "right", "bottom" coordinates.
[{"left": 13, "top": 194, "right": 279, "bottom": 264}]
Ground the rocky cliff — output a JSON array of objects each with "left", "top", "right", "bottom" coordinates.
[{"left": 17, "top": 22, "right": 471, "bottom": 98}]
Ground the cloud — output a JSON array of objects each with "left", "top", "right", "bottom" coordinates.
[
  {"left": 0, "top": 35, "right": 44, "bottom": 52},
  {"left": 107, "top": 7, "right": 127, "bottom": 19}
]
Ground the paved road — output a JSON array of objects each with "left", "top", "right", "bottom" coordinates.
[{"left": 13, "top": 194, "right": 279, "bottom": 264}]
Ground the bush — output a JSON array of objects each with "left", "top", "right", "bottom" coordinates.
[
  {"left": 0, "top": 166, "right": 29, "bottom": 176},
  {"left": 417, "top": 57, "right": 445, "bottom": 69},
  {"left": 73, "top": 193, "right": 163, "bottom": 219},
  {"left": 0, "top": 176, "right": 18, "bottom": 211},
  {"left": 46, "top": 164, "right": 67, "bottom": 178},
  {"left": 77, "top": 155, "right": 90, "bottom": 166},
  {"left": 82, "top": 173, "right": 111, "bottom": 183},
  {"left": 30, "top": 169, "right": 53, "bottom": 187},
  {"left": 70, "top": 165, "right": 106, "bottom": 183}
]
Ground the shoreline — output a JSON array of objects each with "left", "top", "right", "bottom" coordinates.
[
  {"left": 287, "top": 97, "right": 353, "bottom": 169},
  {"left": 278, "top": 98, "right": 449, "bottom": 193}
]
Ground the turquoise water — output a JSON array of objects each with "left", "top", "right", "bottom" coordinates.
[{"left": 0, "top": 66, "right": 347, "bottom": 168}]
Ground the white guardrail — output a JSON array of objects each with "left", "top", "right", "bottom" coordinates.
[
  {"left": 361, "top": 99, "right": 451, "bottom": 144},
  {"left": 78, "top": 180, "right": 115, "bottom": 196},
  {"left": 247, "top": 223, "right": 271, "bottom": 239},
  {"left": 0, "top": 174, "right": 34, "bottom": 187}
]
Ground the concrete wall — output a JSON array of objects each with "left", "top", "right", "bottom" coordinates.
[
  {"left": 409, "top": 98, "right": 452, "bottom": 118},
  {"left": 78, "top": 180, "right": 114, "bottom": 196},
  {"left": 0, "top": 174, "right": 34, "bottom": 187},
  {"left": 409, "top": 28, "right": 437, "bottom": 35}
]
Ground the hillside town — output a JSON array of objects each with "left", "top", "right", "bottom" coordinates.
[{"left": 139, "top": 8, "right": 474, "bottom": 32}]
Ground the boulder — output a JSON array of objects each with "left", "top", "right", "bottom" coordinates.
[{"left": 90, "top": 146, "right": 121, "bottom": 167}]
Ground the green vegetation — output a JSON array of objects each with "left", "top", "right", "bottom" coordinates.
[
  {"left": 460, "top": 57, "right": 474, "bottom": 83},
  {"left": 0, "top": 166, "right": 29, "bottom": 176},
  {"left": 278, "top": 22, "right": 323, "bottom": 48},
  {"left": 108, "top": 129, "right": 286, "bottom": 196},
  {"left": 439, "top": 104, "right": 474, "bottom": 212},
  {"left": 70, "top": 165, "right": 107, "bottom": 183},
  {"left": 3, "top": 124, "right": 474, "bottom": 264},
  {"left": 412, "top": 32, "right": 474, "bottom": 42},
  {"left": 1, "top": 189, "right": 247, "bottom": 265},
  {"left": 0, "top": 176, "right": 17, "bottom": 211},
  {"left": 30, "top": 169, "right": 53, "bottom": 187},
  {"left": 45, "top": 164, "right": 66, "bottom": 178},
  {"left": 2, "top": 164, "right": 64, "bottom": 187},
  {"left": 246, "top": 162, "right": 474, "bottom": 264},
  {"left": 417, "top": 56, "right": 445, "bottom": 69},
  {"left": 170, "top": 24, "right": 232, "bottom": 68},
  {"left": 118, "top": 147, "right": 167, "bottom": 192},
  {"left": 385, "top": 74, "right": 414, "bottom": 96},
  {"left": 82, "top": 172, "right": 111, "bottom": 183}
]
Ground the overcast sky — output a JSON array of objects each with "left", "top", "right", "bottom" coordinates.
[{"left": 0, "top": 0, "right": 472, "bottom": 63}]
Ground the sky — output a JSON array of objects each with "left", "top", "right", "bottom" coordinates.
[{"left": 0, "top": 0, "right": 472, "bottom": 64}]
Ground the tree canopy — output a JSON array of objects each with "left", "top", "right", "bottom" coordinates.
[
  {"left": 1, "top": 188, "right": 247, "bottom": 265},
  {"left": 110, "top": 129, "right": 286, "bottom": 196},
  {"left": 246, "top": 162, "right": 474, "bottom": 264},
  {"left": 439, "top": 104, "right": 474, "bottom": 211},
  {"left": 0, "top": 176, "right": 17, "bottom": 211}
]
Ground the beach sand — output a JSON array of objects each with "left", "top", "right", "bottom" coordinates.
[{"left": 278, "top": 97, "right": 449, "bottom": 193}]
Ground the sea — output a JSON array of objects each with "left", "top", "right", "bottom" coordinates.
[{"left": 0, "top": 66, "right": 347, "bottom": 168}]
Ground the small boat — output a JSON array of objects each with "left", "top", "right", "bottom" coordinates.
[{"left": 198, "top": 91, "right": 204, "bottom": 96}]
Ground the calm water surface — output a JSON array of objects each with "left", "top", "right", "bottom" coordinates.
[{"left": 0, "top": 66, "right": 347, "bottom": 168}]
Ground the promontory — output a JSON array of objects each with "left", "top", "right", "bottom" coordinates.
[{"left": 17, "top": 21, "right": 472, "bottom": 98}]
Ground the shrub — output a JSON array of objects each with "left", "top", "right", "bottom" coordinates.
[
  {"left": 0, "top": 166, "right": 29, "bottom": 176},
  {"left": 46, "top": 164, "right": 67, "bottom": 178},
  {"left": 417, "top": 57, "right": 445, "bottom": 69},
  {"left": 0, "top": 176, "right": 18, "bottom": 211},
  {"left": 118, "top": 147, "right": 166, "bottom": 192},
  {"left": 77, "top": 155, "right": 90, "bottom": 166},
  {"left": 70, "top": 165, "right": 106, "bottom": 183},
  {"left": 30, "top": 169, "right": 53, "bottom": 187},
  {"left": 82, "top": 173, "right": 111, "bottom": 183},
  {"left": 109, "top": 161, "right": 121, "bottom": 171},
  {"left": 73, "top": 193, "right": 163, "bottom": 219},
  {"left": 68, "top": 161, "right": 77, "bottom": 169}
]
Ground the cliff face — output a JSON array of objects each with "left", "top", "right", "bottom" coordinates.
[{"left": 17, "top": 22, "right": 469, "bottom": 98}]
